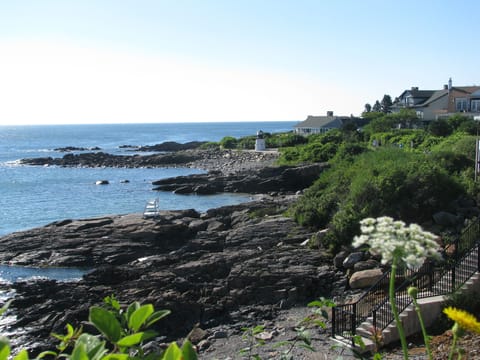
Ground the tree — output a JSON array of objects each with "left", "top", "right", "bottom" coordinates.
[
  {"left": 381, "top": 94, "right": 393, "bottom": 113},
  {"left": 364, "top": 103, "right": 372, "bottom": 113},
  {"left": 372, "top": 100, "right": 382, "bottom": 112}
]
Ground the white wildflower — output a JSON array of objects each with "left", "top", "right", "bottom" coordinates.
[{"left": 353, "top": 216, "right": 441, "bottom": 269}]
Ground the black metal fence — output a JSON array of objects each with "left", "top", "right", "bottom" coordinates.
[{"left": 332, "top": 218, "right": 480, "bottom": 345}]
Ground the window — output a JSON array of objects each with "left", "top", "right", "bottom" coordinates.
[
  {"left": 455, "top": 98, "right": 468, "bottom": 112},
  {"left": 471, "top": 99, "right": 480, "bottom": 113}
]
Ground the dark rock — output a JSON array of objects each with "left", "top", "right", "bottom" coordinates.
[
  {"left": 153, "top": 163, "right": 327, "bottom": 195},
  {"left": 333, "top": 250, "right": 349, "bottom": 269},
  {"left": 353, "top": 259, "right": 379, "bottom": 272},
  {"left": 0, "top": 197, "right": 342, "bottom": 354},
  {"left": 95, "top": 180, "right": 109, "bottom": 185},
  {"left": 342, "top": 252, "right": 364, "bottom": 269}
]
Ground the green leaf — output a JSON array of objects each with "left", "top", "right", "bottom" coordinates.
[
  {"left": 181, "top": 340, "right": 198, "bottom": 360},
  {"left": 13, "top": 349, "right": 29, "bottom": 360},
  {"left": 251, "top": 325, "right": 265, "bottom": 335},
  {"left": 128, "top": 304, "right": 154, "bottom": 332},
  {"left": 144, "top": 309, "right": 171, "bottom": 328},
  {"left": 37, "top": 351, "right": 58, "bottom": 359},
  {"left": 0, "top": 337, "right": 11, "bottom": 360},
  {"left": 307, "top": 300, "right": 324, "bottom": 308},
  {"left": 71, "top": 343, "right": 89, "bottom": 360},
  {"left": 140, "top": 330, "right": 158, "bottom": 342},
  {"left": 75, "top": 334, "right": 107, "bottom": 360},
  {"left": 89, "top": 306, "right": 122, "bottom": 342},
  {"left": 0, "top": 300, "right": 12, "bottom": 317},
  {"left": 161, "top": 342, "right": 182, "bottom": 360},
  {"left": 102, "top": 354, "right": 130, "bottom": 360},
  {"left": 116, "top": 332, "right": 145, "bottom": 347},
  {"left": 126, "top": 301, "right": 140, "bottom": 323},
  {"left": 104, "top": 295, "right": 121, "bottom": 311}
]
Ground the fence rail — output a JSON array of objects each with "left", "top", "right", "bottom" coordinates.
[{"left": 332, "top": 217, "right": 480, "bottom": 345}]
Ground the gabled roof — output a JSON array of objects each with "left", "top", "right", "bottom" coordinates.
[
  {"left": 397, "top": 89, "right": 436, "bottom": 102},
  {"left": 294, "top": 115, "right": 345, "bottom": 129},
  {"left": 420, "top": 89, "right": 449, "bottom": 106}
]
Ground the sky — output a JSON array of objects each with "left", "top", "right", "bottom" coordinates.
[{"left": 0, "top": 0, "right": 479, "bottom": 125}]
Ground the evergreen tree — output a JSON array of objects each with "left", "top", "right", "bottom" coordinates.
[{"left": 381, "top": 94, "right": 393, "bottom": 113}]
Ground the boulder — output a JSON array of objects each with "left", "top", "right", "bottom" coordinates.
[
  {"left": 349, "top": 268, "right": 383, "bottom": 289},
  {"left": 342, "top": 252, "right": 364, "bottom": 269}
]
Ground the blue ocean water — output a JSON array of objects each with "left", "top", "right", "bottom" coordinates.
[{"left": 0, "top": 122, "right": 297, "bottom": 237}]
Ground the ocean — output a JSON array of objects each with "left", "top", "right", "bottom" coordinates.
[{"left": 0, "top": 121, "right": 297, "bottom": 239}]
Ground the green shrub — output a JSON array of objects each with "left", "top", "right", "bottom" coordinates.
[
  {"left": 291, "top": 148, "right": 466, "bottom": 251},
  {"left": 219, "top": 136, "right": 238, "bottom": 149}
]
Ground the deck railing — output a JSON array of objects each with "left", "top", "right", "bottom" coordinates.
[{"left": 331, "top": 217, "right": 480, "bottom": 345}]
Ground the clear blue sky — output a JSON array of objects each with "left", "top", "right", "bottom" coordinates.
[{"left": 0, "top": 0, "right": 478, "bottom": 124}]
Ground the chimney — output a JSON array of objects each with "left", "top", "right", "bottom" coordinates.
[
  {"left": 448, "top": 77, "right": 452, "bottom": 91},
  {"left": 444, "top": 84, "right": 448, "bottom": 90},
  {"left": 411, "top": 87, "right": 419, "bottom": 91},
  {"left": 327, "top": 111, "right": 334, "bottom": 117}
]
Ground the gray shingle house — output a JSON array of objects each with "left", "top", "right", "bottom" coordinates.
[{"left": 294, "top": 111, "right": 362, "bottom": 135}]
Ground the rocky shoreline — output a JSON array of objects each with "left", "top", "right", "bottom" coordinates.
[
  {"left": 21, "top": 148, "right": 280, "bottom": 175},
  {"left": 1, "top": 146, "right": 355, "bottom": 358}
]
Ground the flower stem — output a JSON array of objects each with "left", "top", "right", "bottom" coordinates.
[
  {"left": 412, "top": 297, "right": 432, "bottom": 360},
  {"left": 390, "top": 257, "right": 409, "bottom": 360},
  {"left": 448, "top": 331, "right": 457, "bottom": 360}
]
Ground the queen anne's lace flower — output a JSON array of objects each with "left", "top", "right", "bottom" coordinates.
[{"left": 353, "top": 216, "right": 441, "bottom": 269}]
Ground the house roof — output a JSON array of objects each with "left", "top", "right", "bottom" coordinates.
[
  {"left": 397, "top": 89, "right": 436, "bottom": 102},
  {"left": 419, "top": 89, "right": 449, "bottom": 106},
  {"left": 294, "top": 115, "right": 346, "bottom": 129}
]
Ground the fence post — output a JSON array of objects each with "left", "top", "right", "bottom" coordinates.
[
  {"left": 332, "top": 306, "right": 336, "bottom": 338},
  {"left": 351, "top": 303, "right": 357, "bottom": 347},
  {"left": 478, "top": 243, "right": 480, "bottom": 272}
]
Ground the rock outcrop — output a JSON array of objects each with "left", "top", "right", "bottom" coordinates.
[
  {"left": 20, "top": 149, "right": 280, "bottom": 175},
  {"left": 152, "top": 163, "right": 328, "bottom": 194},
  {"left": 0, "top": 197, "right": 345, "bottom": 355}
]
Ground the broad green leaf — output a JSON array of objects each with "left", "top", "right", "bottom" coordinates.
[
  {"left": 89, "top": 306, "right": 122, "bottom": 342},
  {"left": 116, "top": 332, "right": 145, "bottom": 347},
  {"left": 144, "top": 309, "right": 171, "bottom": 328},
  {"left": 140, "top": 330, "right": 158, "bottom": 342},
  {"left": 13, "top": 349, "right": 29, "bottom": 360},
  {"left": 0, "top": 338, "right": 10, "bottom": 360},
  {"left": 126, "top": 301, "right": 140, "bottom": 322},
  {"left": 307, "top": 300, "right": 324, "bottom": 308},
  {"left": 161, "top": 342, "right": 182, "bottom": 360},
  {"left": 71, "top": 343, "right": 88, "bottom": 360},
  {"left": 181, "top": 340, "right": 198, "bottom": 360},
  {"left": 75, "top": 334, "right": 107, "bottom": 360},
  {"left": 128, "top": 304, "right": 154, "bottom": 332},
  {"left": 37, "top": 351, "right": 58, "bottom": 359}
]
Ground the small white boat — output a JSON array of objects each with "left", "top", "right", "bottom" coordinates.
[{"left": 143, "top": 198, "right": 160, "bottom": 219}]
